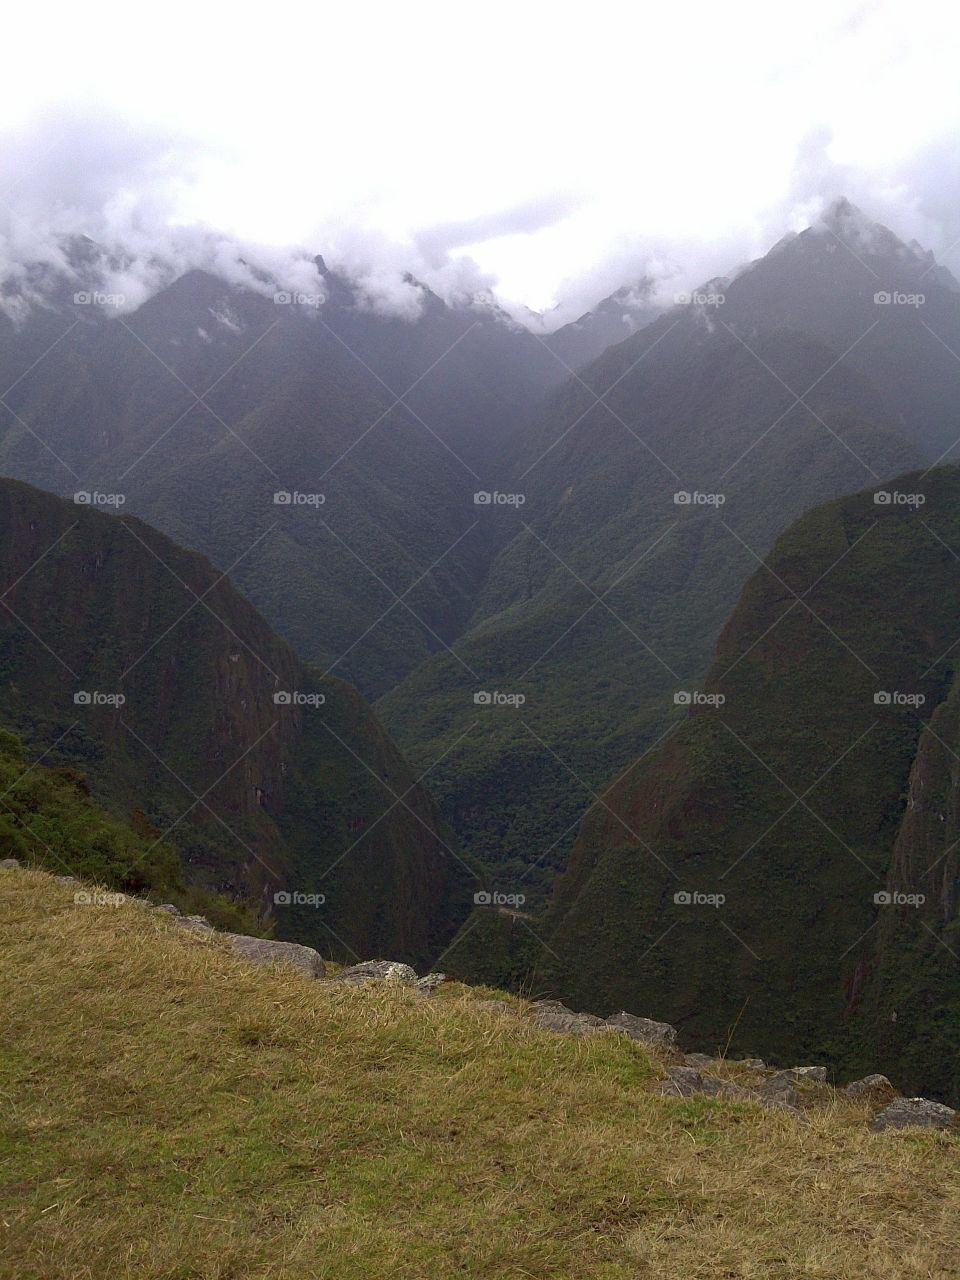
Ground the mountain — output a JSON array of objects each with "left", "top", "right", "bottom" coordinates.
[
  {"left": 379, "top": 203, "right": 943, "bottom": 903},
  {"left": 3, "top": 202, "right": 956, "bottom": 922},
  {"left": 0, "top": 254, "right": 564, "bottom": 697},
  {"left": 709, "top": 197, "right": 960, "bottom": 458},
  {"left": 538, "top": 464, "right": 960, "bottom": 1103},
  {"left": 545, "top": 276, "right": 665, "bottom": 369},
  {"left": 0, "top": 476, "right": 473, "bottom": 963}
]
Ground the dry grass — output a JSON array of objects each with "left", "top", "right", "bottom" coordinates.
[{"left": 1, "top": 867, "right": 959, "bottom": 1279}]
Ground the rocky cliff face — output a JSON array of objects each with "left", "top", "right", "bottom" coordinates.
[
  {"left": 0, "top": 477, "right": 473, "bottom": 964},
  {"left": 852, "top": 672, "right": 960, "bottom": 1099}
]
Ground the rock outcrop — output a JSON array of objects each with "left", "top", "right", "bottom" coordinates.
[
  {"left": 870, "top": 1098, "right": 957, "bottom": 1131},
  {"left": 605, "top": 1010, "right": 677, "bottom": 1047},
  {"left": 846, "top": 1074, "right": 895, "bottom": 1100},
  {"left": 656, "top": 1066, "right": 798, "bottom": 1111},
  {"left": 223, "top": 933, "right": 326, "bottom": 979},
  {"left": 530, "top": 1001, "right": 606, "bottom": 1035},
  {"left": 476, "top": 999, "right": 516, "bottom": 1017},
  {"left": 531, "top": 1000, "right": 680, "bottom": 1045},
  {"left": 413, "top": 972, "right": 450, "bottom": 995},
  {"left": 329, "top": 961, "right": 418, "bottom": 987}
]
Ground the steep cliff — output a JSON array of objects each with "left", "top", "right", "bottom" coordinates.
[
  {"left": 540, "top": 466, "right": 960, "bottom": 1099},
  {"left": 0, "top": 478, "right": 473, "bottom": 963}
]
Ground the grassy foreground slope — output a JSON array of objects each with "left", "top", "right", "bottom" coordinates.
[{"left": 3, "top": 867, "right": 960, "bottom": 1279}]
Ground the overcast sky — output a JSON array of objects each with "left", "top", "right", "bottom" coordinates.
[{"left": 2, "top": 0, "right": 958, "bottom": 324}]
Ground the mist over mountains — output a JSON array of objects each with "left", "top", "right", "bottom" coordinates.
[
  {"left": 8, "top": 4, "right": 960, "bottom": 1269},
  {"left": 4, "top": 192, "right": 960, "bottom": 1109}
]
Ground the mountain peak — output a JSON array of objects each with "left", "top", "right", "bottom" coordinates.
[
  {"left": 820, "top": 195, "right": 867, "bottom": 228},
  {"left": 811, "top": 196, "right": 927, "bottom": 267}
]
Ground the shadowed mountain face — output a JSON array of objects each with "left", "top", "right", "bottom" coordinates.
[
  {"left": 538, "top": 466, "right": 960, "bottom": 1103},
  {"left": 0, "top": 477, "right": 474, "bottom": 965}
]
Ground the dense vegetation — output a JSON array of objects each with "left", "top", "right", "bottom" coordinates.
[
  {"left": 380, "top": 327, "right": 920, "bottom": 900},
  {"left": 0, "top": 726, "right": 265, "bottom": 931},
  {"left": 0, "top": 726, "right": 177, "bottom": 892},
  {"left": 538, "top": 466, "right": 960, "bottom": 1102}
]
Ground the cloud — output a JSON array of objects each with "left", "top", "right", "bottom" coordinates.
[
  {"left": 0, "top": 110, "right": 354, "bottom": 317},
  {"left": 527, "top": 130, "right": 960, "bottom": 328},
  {"left": 2, "top": 92, "right": 960, "bottom": 333},
  {"left": 0, "top": 106, "right": 514, "bottom": 323},
  {"left": 413, "top": 195, "right": 581, "bottom": 263}
]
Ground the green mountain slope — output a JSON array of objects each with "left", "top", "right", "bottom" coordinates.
[
  {"left": 0, "top": 477, "right": 473, "bottom": 963},
  {"left": 539, "top": 465, "right": 960, "bottom": 1101},
  {"left": 379, "top": 326, "right": 920, "bottom": 902},
  {"left": 379, "top": 200, "right": 960, "bottom": 908},
  {"left": 0, "top": 726, "right": 174, "bottom": 890}
]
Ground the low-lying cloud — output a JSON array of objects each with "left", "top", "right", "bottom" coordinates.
[{"left": 2, "top": 106, "right": 958, "bottom": 331}]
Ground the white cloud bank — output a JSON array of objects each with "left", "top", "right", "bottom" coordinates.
[{"left": 1, "top": 0, "right": 958, "bottom": 325}]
